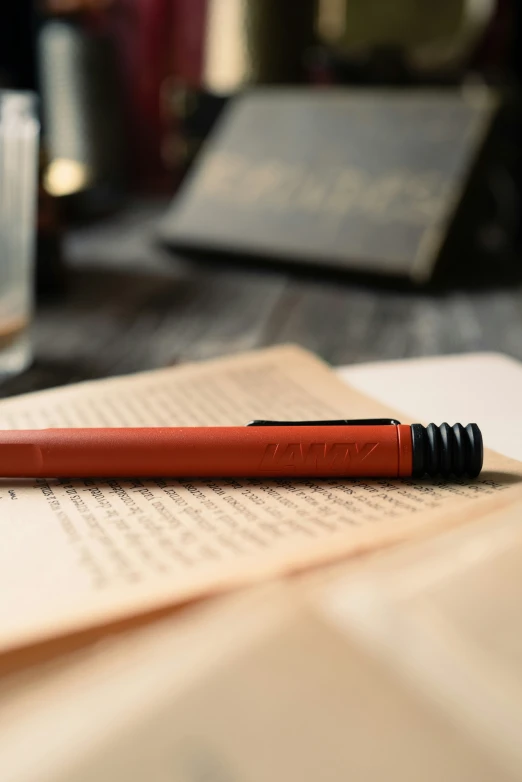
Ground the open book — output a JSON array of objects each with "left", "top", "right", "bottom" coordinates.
[{"left": 1, "top": 345, "right": 521, "bottom": 662}]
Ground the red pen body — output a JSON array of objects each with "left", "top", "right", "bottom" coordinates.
[{"left": 0, "top": 424, "right": 414, "bottom": 478}]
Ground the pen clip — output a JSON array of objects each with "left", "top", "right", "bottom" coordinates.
[{"left": 247, "top": 418, "right": 401, "bottom": 427}]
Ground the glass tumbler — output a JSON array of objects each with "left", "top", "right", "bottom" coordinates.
[{"left": 0, "top": 91, "right": 40, "bottom": 378}]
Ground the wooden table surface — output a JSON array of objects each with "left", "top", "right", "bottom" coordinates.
[{"left": 2, "top": 200, "right": 522, "bottom": 399}]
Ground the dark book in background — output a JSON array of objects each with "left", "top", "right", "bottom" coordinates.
[{"left": 159, "top": 88, "right": 501, "bottom": 283}]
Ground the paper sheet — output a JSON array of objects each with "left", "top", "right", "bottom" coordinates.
[
  {"left": 1, "top": 345, "right": 521, "bottom": 654},
  {"left": 321, "top": 501, "right": 522, "bottom": 779},
  {"left": 340, "top": 352, "right": 522, "bottom": 462},
  {"left": 3, "top": 583, "right": 507, "bottom": 782}
]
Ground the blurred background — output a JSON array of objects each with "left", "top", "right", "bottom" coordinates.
[{"left": 0, "top": 0, "right": 521, "bottom": 394}]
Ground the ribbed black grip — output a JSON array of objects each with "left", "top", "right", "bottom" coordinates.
[{"left": 411, "top": 423, "right": 483, "bottom": 478}]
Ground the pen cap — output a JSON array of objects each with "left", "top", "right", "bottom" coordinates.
[{"left": 411, "top": 423, "right": 483, "bottom": 478}]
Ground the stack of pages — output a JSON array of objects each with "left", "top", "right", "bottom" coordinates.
[{"left": 1, "top": 346, "right": 521, "bottom": 782}]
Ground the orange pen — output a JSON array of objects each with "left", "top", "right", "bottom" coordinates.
[{"left": 0, "top": 419, "right": 482, "bottom": 479}]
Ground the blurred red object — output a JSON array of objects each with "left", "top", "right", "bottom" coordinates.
[
  {"left": 108, "top": 0, "right": 207, "bottom": 193},
  {"left": 170, "top": 0, "right": 208, "bottom": 88},
  {"left": 109, "top": 0, "right": 171, "bottom": 191}
]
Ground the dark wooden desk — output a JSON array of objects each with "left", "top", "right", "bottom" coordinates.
[{"left": 2, "top": 200, "right": 522, "bottom": 398}]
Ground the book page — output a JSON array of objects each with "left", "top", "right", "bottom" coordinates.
[
  {"left": 321, "top": 503, "right": 522, "bottom": 778},
  {"left": 1, "top": 584, "right": 508, "bottom": 782},
  {"left": 0, "top": 345, "right": 521, "bottom": 655}
]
